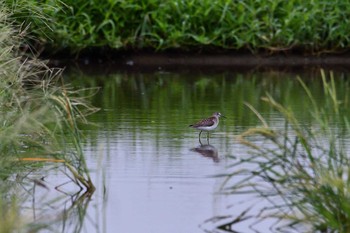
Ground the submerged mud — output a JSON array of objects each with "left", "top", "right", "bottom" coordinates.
[{"left": 49, "top": 52, "right": 350, "bottom": 74}]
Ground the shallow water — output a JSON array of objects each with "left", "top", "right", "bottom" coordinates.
[{"left": 24, "top": 68, "right": 350, "bottom": 233}]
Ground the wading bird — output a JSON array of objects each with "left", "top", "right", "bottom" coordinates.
[{"left": 189, "top": 112, "right": 225, "bottom": 143}]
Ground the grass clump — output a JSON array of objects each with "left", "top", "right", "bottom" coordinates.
[
  {"left": 227, "top": 71, "right": 350, "bottom": 232},
  {"left": 0, "top": 1, "right": 97, "bottom": 230},
  {"left": 6, "top": 0, "right": 350, "bottom": 54}
]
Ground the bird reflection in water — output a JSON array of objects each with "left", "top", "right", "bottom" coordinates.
[{"left": 190, "top": 143, "right": 219, "bottom": 162}]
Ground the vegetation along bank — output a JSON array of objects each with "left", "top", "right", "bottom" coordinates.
[{"left": 8, "top": 0, "right": 350, "bottom": 56}]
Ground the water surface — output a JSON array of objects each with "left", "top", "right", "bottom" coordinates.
[{"left": 30, "top": 68, "right": 350, "bottom": 233}]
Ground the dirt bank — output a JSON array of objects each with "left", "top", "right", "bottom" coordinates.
[{"left": 49, "top": 52, "right": 350, "bottom": 74}]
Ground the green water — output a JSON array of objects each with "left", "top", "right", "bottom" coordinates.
[
  {"left": 72, "top": 69, "right": 350, "bottom": 132},
  {"left": 22, "top": 68, "right": 350, "bottom": 233}
]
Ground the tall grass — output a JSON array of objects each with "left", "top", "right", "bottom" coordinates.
[
  {"left": 226, "top": 71, "right": 350, "bottom": 232},
  {"left": 6, "top": 0, "right": 350, "bottom": 54},
  {"left": 0, "top": 1, "right": 97, "bottom": 231}
]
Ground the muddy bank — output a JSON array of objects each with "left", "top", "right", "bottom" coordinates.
[{"left": 49, "top": 52, "right": 350, "bottom": 74}]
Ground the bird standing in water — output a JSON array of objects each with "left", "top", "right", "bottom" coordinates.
[{"left": 189, "top": 112, "right": 225, "bottom": 143}]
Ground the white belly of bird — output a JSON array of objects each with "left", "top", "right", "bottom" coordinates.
[{"left": 196, "top": 121, "right": 219, "bottom": 131}]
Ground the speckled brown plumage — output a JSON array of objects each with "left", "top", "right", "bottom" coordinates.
[
  {"left": 189, "top": 116, "right": 216, "bottom": 128},
  {"left": 189, "top": 112, "right": 225, "bottom": 143}
]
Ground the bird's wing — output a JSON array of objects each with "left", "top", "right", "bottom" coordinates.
[{"left": 191, "top": 117, "right": 215, "bottom": 127}]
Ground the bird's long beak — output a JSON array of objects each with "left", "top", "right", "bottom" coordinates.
[{"left": 221, "top": 115, "right": 226, "bottom": 118}]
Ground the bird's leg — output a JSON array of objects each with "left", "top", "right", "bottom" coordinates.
[
  {"left": 207, "top": 131, "right": 210, "bottom": 143},
  {"left": 199, "top": 131, "right": 203, "bottom": 144}
]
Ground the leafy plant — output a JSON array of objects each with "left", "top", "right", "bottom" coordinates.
[{"left": 7, "top": 0, "right": 350, "bottom": 54}]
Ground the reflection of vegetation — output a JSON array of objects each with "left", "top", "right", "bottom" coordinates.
[
  {"left": 22, "top": 171, "right": 94, "bottom": 233},
  {"left": 0, "top": 2, "right": 96, "bottom": 232},
  {"left": 67, "top": 69, "right": 347, "bottom": 129},
  {"left": 225, "top": 71, "right": 350, "bottom": 232}
]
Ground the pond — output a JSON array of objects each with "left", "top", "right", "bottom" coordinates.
[{"left": 23, "top": 65, "right": 350, "bottom": 233}]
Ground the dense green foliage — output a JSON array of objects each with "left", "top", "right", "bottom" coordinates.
[{"left": 7, "top": 0, "right": 350, "bottom": 54}]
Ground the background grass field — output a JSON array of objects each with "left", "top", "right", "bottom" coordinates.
[{"left": 6, "top": 0, "right": 350, "bottom": 55}]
